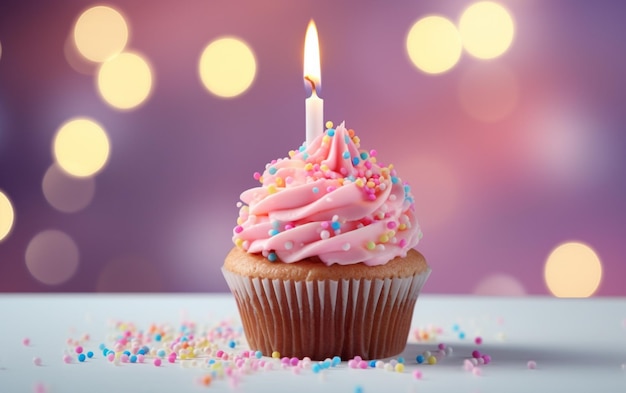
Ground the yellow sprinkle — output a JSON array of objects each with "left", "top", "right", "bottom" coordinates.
[
  {"left": 388, "top": 164, "right": 394, "bottom": 169},
  {"left": 236, "top": 217, "right": 243, "bottom": 225},
  {"left": 275, "top": 177, "right": 284, "bottom": 187},
  {"left": 325, "top": 121, "right": 334, "bottom": 129},
  {"left": 366, "top": 181, "right": 376, "bottom": 188},
  {"left": 379, "top": 234, "right": 389, "bottom": 243},
  {"left": 322, "top": 135, "right": 331, "bottom": 145},
  {"left": 395, "top": 363, "right": 405, "bottom": 373},
  {"left": 268, "top": 185, "right": 277, "bottom": 194},
  {"left": 355, "top": 178, "right": 364, "bottom": 187},
  {"left": 370, "top": 157, "right": 377, "bottom": 164},
  {"left": 398, "top": 223, "right": 407, "bottom": 231},
  {"left": 387, "top": 230, "right": 396, "bottom": 238},
  {"left": 271, "top": 351, "right": 280, "bottom": 359},
  {"left": 427, "top": 355, "right": 437, "bottom": 365},
  {"left": 352, "top": 136, "right": 360, "bottom": 145},
  {"left": 366, "top": 241, "right": 376, "bottom": 250},
  {"left": 235, "top": 238, "right": 244, "bottom": 248},
  {"left": 304, "top": 163, "right": 313, "bottom": 171},
  {"left": 258, "top": 176, "right": 264, "bottom": 183},
  {"left": 320, "top": 164, "right": 329, "bottom": 172},
  {"left": 288, "top": 150, "right": 296, "bottom": 157},
  {"left": 381, "top": 168, "right": 390, "bottom": 177}
]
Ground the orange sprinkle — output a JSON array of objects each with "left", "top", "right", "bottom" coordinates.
[{"left": 201, "top": 375, "right": 212, "bottom": 386}]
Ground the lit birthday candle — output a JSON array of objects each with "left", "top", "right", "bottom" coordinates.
[{"left": 304, "top": 19, "right": 324, "bottom": 146}]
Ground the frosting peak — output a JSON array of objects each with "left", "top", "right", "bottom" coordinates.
[{"left": 233, "top": 122, "right": 422, "bottom": 266}]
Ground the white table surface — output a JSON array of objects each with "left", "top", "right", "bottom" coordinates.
[{"left": 0, "top": 294, "right": 624, "bottom": 392}]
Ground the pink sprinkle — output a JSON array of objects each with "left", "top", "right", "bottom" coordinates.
[
  {"left": 463, "top": 359, "right": 474, "bottom": 371},
  {"left": 370, "top": 149, "right": 377, "bottom": 157},
  {"left": 412, "top": 370, "right": 423, "bottom": 380},
  {"left": 107, "top": 353, "right": 115, "bottom": 362},
  {"left": 154, "top": 358, "right": 162, "bottom": 367},
  {"left": 367, "top": 194, "right": 376, "bottom": 201},
  {"left": 472, "top": 367, "right": 482, "bottom": 376},
  {"left": 358, "top": 360, "right": 368, "bottom": 369},
  {"left": 527, "top": 360, "right": 537, "bottom": 369},
  {"left": 321, "top": 221, "right": 329, "bottom": 229},
  {"left": 121, "top": 354, "right": 129, "bottom": 363},
  {"left": 253, "top": 172, "right": 261, "bottom": 180},
  {"left": 437, "top": 343, "right": 446, "bottom": 350},
  {"left": 398, "top": 239, "right": 407, "bottom": 247},
  {"left": 75, "top": 346, "right": 83, "bottom": 354},
  {"left": 472, "top": 350, "right": 481, "bottom": 358},
  {"left": 348, "top": 359, "right": 357, "bottom": 369},
  {"left": 33, "top": 357, "right": 42, "bottom": 366},
  {"left": 290, "top": 357, "right": 299, "bottom": 366},
  {"left": 22, "top": 338, "right": 31, "bottom": 346},
  {"left": 63, "top": 355, "right": 72, "bottom": 364},
  {"left": 386, "top": 222, "right": 397, "bottom": 229},
  {"left": 137, "top": 354, "right": 145, "bottom": 363},
  {"left": 33, "top": 382, "right": 47, "bottom": 393},
  {"left": 234, "top": 226, "right": 243, "bottom": 233},
  {"left": 216, "top": 350, "right": 224, "bottom": 358},
  {"left": 475, "top": 336, "right": 483, "bottom": 345},
  {"left": 482, "top": 355, "right": 491, "bottom": 365}
]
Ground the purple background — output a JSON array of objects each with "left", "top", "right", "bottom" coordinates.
[{"left": 0, "top": 0, "right": 625, "bottom": 295}]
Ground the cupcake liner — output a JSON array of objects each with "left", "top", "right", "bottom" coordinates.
[{"left": 222, "top": 267, "right": 430, "bottom": 360}]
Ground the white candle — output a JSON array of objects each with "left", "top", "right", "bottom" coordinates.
[{"left": 304, "top": 19, "right": 323, "bottom": 146}]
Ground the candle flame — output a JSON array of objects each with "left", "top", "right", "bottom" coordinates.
[{"left": 304, "top": 19, "right": 321, "bottom": 95}]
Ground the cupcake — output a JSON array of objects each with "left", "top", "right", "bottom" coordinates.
[{"left": 222, "top": 122, "right": 430, "bottom": 360}]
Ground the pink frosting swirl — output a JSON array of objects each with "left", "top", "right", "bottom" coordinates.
[{"left": 232, "top": 122, "right": 422, "bottom": 266}]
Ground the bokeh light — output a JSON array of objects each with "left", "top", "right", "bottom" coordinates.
[
  {"left": 96, "top": 255, "right": 162, "bottom": 292},
  {"left": 544, "top": 242, "right": 603, "bottom": 297},
  {"left": 458, "top": 62, "right": 519, "bottom": 122},
  {"left": 73, "top": 5, "right": 129, "bottom": 63},
  {"left": 97, "top": 51, "right": 154, "bottom": 110},
  {"left": 53, "top": 117, "right": 110, "bottom": 178},
  {"left": 42, "top": 164, "right": 96, "bottom": 213},
  {"left": 198, "top": 37, "right": 257, "bottom": 98},
  {"left": 473, "top": 273, "right": 527, "bottom": 296},
  {"left": 0, "top": 190, "right": 15, "bottom": 242},
  {"left": 458, "top": 1, "right": 515, "bottom": 60},
  {"left": 25, "top": 230, "right": 79, "bottom": 285},
  {"left": 406, "top": 16, "right": 462, "bottom": 74}
]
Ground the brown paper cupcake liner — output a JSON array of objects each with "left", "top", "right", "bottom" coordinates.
[{"left": 222, "top": 267, "right": 430, "bottom": 360}]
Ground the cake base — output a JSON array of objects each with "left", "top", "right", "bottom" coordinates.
[{"left": 223, "top": 247, "right": 430, "bottom": 360}]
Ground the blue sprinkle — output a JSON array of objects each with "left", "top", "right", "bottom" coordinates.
[
  {"left": 416, "top": 355, "right": 425, "bottom": 364},
  {"left": 299, "top": 145, "right": 306, "bottom": 152},
  {"left": 327, "top": 129, "right": 335, "bottom": 136},
  {"left": 123, "top": 350, "right": 131, "bottom": 356},
  {"left": 87, "top": 351, "right": 94, "bottom": 358},
  {"left": 157, "top": 349, "right": 166, "bottom": 358},
  {"left": 312, "top": 363, "right": 322, "bottom": 374},
  {"left": 130, "top": 355, "right": 137, "bottom": 363},
  {"left": 352, "top": 157, "right": 360, "bottom": 166},
  {"left": 452, "top": 324, "right": 460, "bottom": 331},
  {"left": 331, "top": 221, "right": 341, "bottom": 230},
  {"left": 391, "top": 176, "right": 399, "bottom": 184},
  {"left": 342, "top": 151, "right": 350, "bottom": 159},
  {"left": 78, "top": 353, "right": 86, "bottom": 362},
  {"left": 269, "top": 229, "right": 279, "bottom": 236},
  {"left": 332, "top": 356, "right": 341, "bottom": 366},
  {"left": 155, "top": 334, "right": 162, "bottom": 342},
  {"left": 302, "top": 153, "right": 309, "bottom": 160},
  {"left": 344, "top": 135, "right": 350, "bottom": 143},
  {"left": 322, "top": 360, "right": 331, "bottom": 369},
  {"left": 397, "top": 356, "right": 405, "bottom": 364},
  {"left": 268, "top": 252, "right": 278, "bottom": 262},
  {"left": 208, "top": 359, "right": 216, "bottom": 365},
  {"left": 268, "top": 167, "right": 277, "bottom": 175},
  {"left": 98, "top": 343, "right": 106, "bottom": 350},
  {"left": 369, "top": 360, "right": 377, "bottom": 367},
  {"left": 228, "top": 340, "right": 236, "bottom": 348},
  {"left": 138, "top": 349, "right": 146, "bottom": 355},
  {"left": 459, "top": 332, "right": 466, "bottom": 339},
  {"left": 255, "top": 351, "right": 263, "bottom": 359},
  {"left": 312, "top": 187, "right": 319, "bottom": 193},
  {"left": 354, "top": 385, "right": 364, "bottom": 393},
  {"left": 360, "top": 151, "right": 368, "bottom": 160}
]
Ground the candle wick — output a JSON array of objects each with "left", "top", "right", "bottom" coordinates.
[{"left": 304, "top": 76, "right": 317, "bottom": 95}]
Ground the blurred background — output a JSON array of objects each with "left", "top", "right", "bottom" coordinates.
[{"left": 0, "top": 0, "right": 624, "bottom": 296}]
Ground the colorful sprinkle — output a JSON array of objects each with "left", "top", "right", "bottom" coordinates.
[{"left": 527, "top": 360, "right": 537, "bottom": 369}]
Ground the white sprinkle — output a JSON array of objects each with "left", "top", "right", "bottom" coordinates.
[
  {"left": 320, "top": 230, "right": 330, "bottom": 240},
  {"left": 284, "top": 241, "right": 294, "bottom": 250},
  {"left": 342, "top": 243, "right": 351, "bottom": 251}
]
